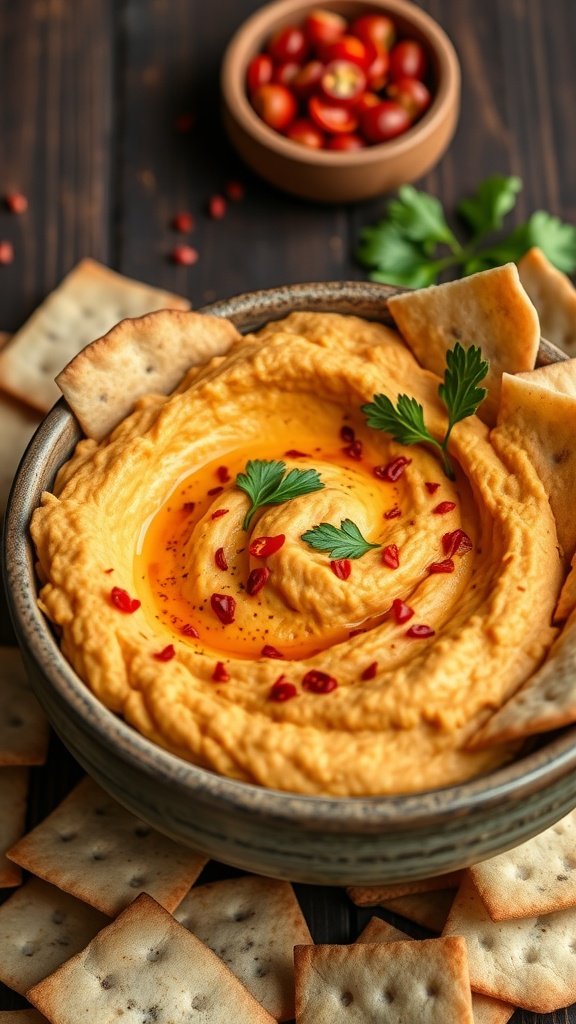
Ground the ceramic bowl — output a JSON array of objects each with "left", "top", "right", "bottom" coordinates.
[
  {"left": 221, "top": 0, "right": 461, "bottom": 202},
  {"left": 5, "top": 280, "right": 576, "bottom": 886}
]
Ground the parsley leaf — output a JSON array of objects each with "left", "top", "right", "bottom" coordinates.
[
  {"left": 457, "top": 175, "right": 522, "bottom": 238},
  {"left": 236, "top": 459, "right": 324, "bottom": 531},
  {"left": 387, "top": 185, "right": 459, "bottom": 250},
  {"left": 301, "top": 519, "right": 381, "bottom": 560},
  {"left": 357, "top": 222, "right": 441, "bottom": 287},
  {"left": 361, "top": 393, "right": 438, "bottom": 448},
  {"left": 526, "top": 211, "right": 576, "bottom": 273}
]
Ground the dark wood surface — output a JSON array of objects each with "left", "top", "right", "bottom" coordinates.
[{"left": 1, "top": 1, "right": 574, "bottom": 1020}]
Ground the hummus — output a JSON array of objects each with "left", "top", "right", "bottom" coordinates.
[{"left": 32, "top": 311, "right": 562, "bottom": 796}]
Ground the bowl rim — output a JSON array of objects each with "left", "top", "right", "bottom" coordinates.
[
  {"left": 221, "top": 0, "right": 461, "bottom": 167},
  {"left": 5, "top": 278, "right": 576, "bottom": 828}
]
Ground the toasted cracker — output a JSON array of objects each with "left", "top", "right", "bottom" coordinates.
[
  {"left": 0, "top": 393, "right": 42, "bottom": 513},
  {"left": 294, "top": 937, "right": 474, "bottom": 1023},
  {"left": 387, "top": 263, "right": 540, "bottom": 425},
  {"left": 56, "top": 308, "right": 241, "bottom": 441},
  {"left": 0, "top": 876, "right": 107, "bottom": 995},
  {"left": 347, "top": 872, "right": 463, "bottom": 906},
  {"left": 7, "top": 775, "right": 206, "bottom": 917},
  {"left": 0, "top": 1012, "right": 48, "bottom": 1023},
  {"left": 0, "top": 648, "right": 49, "bottom": 766},
  {"left": 470, "top": 808, "right": 576, "bottom": 920},
  {"left": 0, "top": 260, "right": 190, "bottom": 414},
  {"left": 0, "top": 766, "right": 28, "bottom": 886},
  {"left": 444, "top": 872, "right": 576, "bottom": 1013},
  {"left": 27, "top": 892, "right": 276, "bottom": 1024},
  {"left": 379, "top": 889, "right": 456, "bottom": 933},
  {"left": 518, "top": 246, "right": 576, "bottom": 355},
  {"left": 174, "top": 873, "right": 311, "bottom": 1020},
  {"left": 356, "top": 916, "right": 514, "bottom": 1024}
]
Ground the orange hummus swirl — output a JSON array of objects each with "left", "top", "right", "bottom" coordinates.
[{"left": 31, "top": 312, "right": 562, "bottom": 796}]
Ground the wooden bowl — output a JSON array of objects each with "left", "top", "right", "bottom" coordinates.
[
  {"left": 5, "top": 281, "right": 576, "bottom": 885},
  {"left": 221, "top": 0, "right": 461, "bottom": 202}
]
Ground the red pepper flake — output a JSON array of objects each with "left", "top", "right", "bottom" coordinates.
[
  {"left": 181, "top": 623, "right": 200, "bottom": 638},
  {"left": 110, "top": 587, "right": 141, "bottom": 614},
  {"left": 216, "top": 465, "right": 230, "bottom": 483},
  {"left": 373, "top": 456, "right": 411, "bottom": 483},
  {"left": 171, "top": 244, "right": 198, "bottom": 266},
  {"left": 0, "top": 242, "right": 14, "bottom": 265},
  {"left": 340, "top": 424, "right": 355, "bottom": 443},
  {"left": 384, "top": 506, "right": 402, "bottom": 520},
  {"left": 174, "top": 112, "right": 196, "bottom": 133},
  {"left": 207, "top": 485, "right": 223, "bottom": 496},
  {"left": 392, "top": 598, "right": 414, "bottom": 624},
  {"left": 342, "top": 440, "right": 363, "bottom": 460},
  {"left": 5, "top": 193, "right": 28, "bottom": 214},
  {"left": 361, "top": 661, "right": 378, "bottom": 681},
  {"left": 428, "top": 558, "right": 455, "bottom": 575},
  {"left": 225, "top": 180, "right": 245, "bottom": 201},
  {"left": 153, "top": 644, "right": 175, "bottom": 662},
  {"left": 382, "top": 544, "right": 400, "bottom": 570},
  {"left": 442, "top": 529, "right": 473, "bottom": 557},
  {"left": 208, "top": 194, "right": 227, "bottom": 219},
  {"left": 302, "top": 669, "right": 338, "bottom": 694},
  {"left": 104, "top": 567, "right": 114, "bottom": 574},
  {"left": 182, "top": 501, "right": 196, "bottom": 513},
  {"left": 172, "top": 211, "right": 194, "bottom": 233},
  {"left": 433, "top": 501, "right": 456, "bottom": 515},
  {"left": 211, "top": 593, "right": 236, "bottom": 624},
  {"left": 269, "top": 676, "right": 297, "bottom": 702},
  {"left": 330, "top": 558, "right": 352, "bottom": 580},
  {"left": 425, "top": 481, "right": 441, "bottom": 494},
  {"left": 246, "top": 567, "right": 270, "bottom": 596},
  {"left": 215, "top": 547, "right": 228, "bottom": 571},
  {"left": 211, "top": 508, "right": 229, "bottom": 520},
  {"left": 284, "top": 449, "right": 309, "bottom": 457},
  {"left": 212, "top": 661, "right": 230, "bottom": 682},
  {"left": 261, "top": 644, "right": 284, "bottom": 659},
  {"left": 406, "top": 624, "right": 435, "bottom": 639},
  {"left": 249, "top": 534, "right": 285, "bottom": 558}
]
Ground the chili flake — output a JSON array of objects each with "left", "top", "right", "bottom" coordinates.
[
  {"left": 207, "top": 485, "right": 224, "bottom": 496},
  {"left": 428, "top": 558, "right": 455, "bottom": 575},
  {"left": 425, "top": 481, "right": 441, "bottom": 494},
  {"left": 392, "top": 598, "right": 414, "bottom": 624},
  {"left": 433, "top": 501, "right": 456, "bottom": 515},
  {"left": 110, "top": 587, "right": 141, "bottom": 613},
  {"left": 361, "top": 661, "right": 378, "bottom": 680},
  {"left": 373, "top": 456, "right": 411, "bottom": 483},
  {"left": 212, "top": 661, "right": 230, "bottom": 682},
  {"left": 382, "top": 544, "right": 400, "bottom": 570},
  {"left": 216, "top": 465, "right": 230, "bottom": 483},
  {"left": 284, "top": 449, "right": 309, "bottom": 457},
  {"left": 342, "top": 440, "right": 363, "bottom": 460},
  {"left": 442, "top": 529, "right": 473, "bottom": 557},
  {"left": 208, "top": 194, "right": 227, "bottom": 219},
  {"left": 172, "top": 211, "right": 194, "bottom": 233},
  {"left": 5, "top": 193, "right": 28, "bottom": 214},
  {"left": 215, "top": 547, "right": 228, "bottom": 571},
  {"left": 269, "top": 676, "right": 297, "bottom": 702},
  {"left": 330, "top": 558, "right": 352, "bottom": 580},
  {"left": 246, "top": 567, "right": 270, "bottom": 596},
  {"left": 340, "top": 424, "right": 355, "bottom": 443},
  {"left": 211, "top": 508, "right": 229, "bottom": 520},
  {"left": 249, "top": 534, "right": 285, "bottom": 558},
  {"left": 153, "top": 645, "right": 175, "bottom": 661},
  {"left": 261, "top": 644, "right": 284, "bottom": 659},
  {"left": 181, "top": 623, "right": 200, "bottom": 638},
  {"left": 406, "top": 624, "right": 435, "bottom": 639},
  {"left": 302, "top": 669, "right": 338, "bottom": 694},
  {"left": 211, "top": 593, "right": 236, "bottom": 624},
  {"left": 384, "top": 506, "right": 402, "bottom": 520}
]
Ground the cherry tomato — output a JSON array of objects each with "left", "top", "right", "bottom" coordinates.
[
  {"left": 286, "top": 118, "right": 325, "bottom": 148},
  {"left": 361, "top": 100, "right": 411, "bottom": 143},
  {"left": 389, "top": 39, "right": 428, "bottom": 81},
  {"left": 321, "top": 35, "right": 373, "bottom": 69},
  {"left": 388, "top": 76, "right": 432, "bottom": 118},
  {"left": 292, "top": 59, "right": 325, "bottom": 97},
  {"left": 272, "top": 61, "right": 300, "bottom": 87},
  {"left": 366, "top": 50, "right": 389, "bottom": 90},
  {"left": 309, "top": 94, "right": 359, "bottom": 134},
  {"left": 320, "top": 60, "right": 367, "bottom": 105},
  {"left": 355, "top": 91, "right": 381, "bottom": 113},
  {"left": 351, "top": 14, "right": 396, "bottom": 53},
  {"left": 246, "top": 54, "right": 273, "bottom": 94},
  {"left": 268, "top": 24, "right": 309, "bottom": 63},
  {"left": 326, "top": 132, "right": 365, "bottom": 151},
  {"left": 252, "top": 84, "right": 297, "bottom": 132},
  {"left": 304, "top": 8, "right": 347, "bottom": 48}
]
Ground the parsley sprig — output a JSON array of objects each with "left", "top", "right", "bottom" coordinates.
[
  {"left": 356, "top": 176, "right": 576, "bottom": 286},
  {"left": 236, "top": 459, "right": 324, "bottom": 530},
  {"left": 362, "top": 343, "right": 489, "bottom": 480},
  {"left": 301, "top": 519, "right": 380, "bottom": 560}
]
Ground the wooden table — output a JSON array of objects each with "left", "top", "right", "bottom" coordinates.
[{"left": 0, "top": 1, "right": 574, "bottom": 1020}]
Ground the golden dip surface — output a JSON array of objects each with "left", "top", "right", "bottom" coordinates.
[{"left": 32, "top": 310, "right": 562, "bottom": 796}]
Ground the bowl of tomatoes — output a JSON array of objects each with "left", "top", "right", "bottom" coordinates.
[{"left": 221, "top": 0, "right": 460, "bottom": 202}]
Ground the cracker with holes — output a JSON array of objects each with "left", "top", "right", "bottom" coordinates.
[
  {"left": 0, "top": 876, "right": 107, "bottom": 995},
  {"left": 443, "top": 872, "right": 576, "bottom": 1013},
  {"left": 56, "top": 308, "right": 241, "bottom": 440},
  {"left": 469, "top": 808, "right": 576, "bottom": 920},
  {"left": 0, "top": 259, "right": 190, "bottom": 414},
  {"left": 6, "top": 775, "right": 206, "bottom": 917},
  {"left": 294, "top": 937, "right": 474, "bottom": 1023},
  {"left": 347, "top": 872, "right": 463, "bottom": 906},
  {"left": 518, "top": 246, "right": 576, "bottom": 355},
  {"left": 174, "top": 873, "right": 312, "bottom": 1021},
  {"left": 356, "top": 916, "right": 515, "bottom": 1024},
  {"left": 0, "top": 648, "right": 49, "bottom": 765},
  {"left": 27, "top": 892, "right": 276, "bottom": 1024},
  {"left": 387, "top": 263, "right": 540, "bottom": 425},
  {"left": 0, "top": 766, "right": 29, "bottom": 887}
]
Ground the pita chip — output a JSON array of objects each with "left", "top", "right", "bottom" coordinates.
[
  {"left": 518, "top": 246, "right": 576, "bottom": 355},
  {"left": 387, "top": 263, "right": 540, "bottom": 424}
]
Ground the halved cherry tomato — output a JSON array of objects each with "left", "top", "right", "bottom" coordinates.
[
  {"left": 355, "top": 91, "right": 381, "bottom": 113},
  {"left": 320, "top": 60, "right": 366, "bottom": 105},
  {"left": 286, "top": 118, "right": 325, "bottom": 148},
  {"left": 351, "top": 14, "right": 396, "bottom": 53},
  {"left": 304, "top": 8, "right": 347, "bottom": 48},
  {"left": 388, "top": 76, "right": 432, "bottom": 118},
  {"left": 309, "top": 94, "right": 359, "bottom": 134},
  {"left": 361, "top": 99, "right": 411, "bottom": 143},
  {"left": 366, "top": 50, "right": 389, "bottom": 90},
  {"left": 321, "top": 35, "right": 373, "bottom": 69},
  {"left": 326, "top": 132, "right": 365, "bottom": 150},
  {"left": 252, "top": 84, "right": 297, "bottom": 131},
  {"left": 389, "top": 39, "right": 428, "bottom": 81},
  {"left": 246, "top": 54, "right": 273, "bottom": 94},
  {"left": 268, "top": 25, "right": 309, "bottom": 63},
  {"left": 272, "top": 61, "right": 300, "bottom": 87},
  {"left": 292, "top": 60, "right": 325, "bottom": 97}
]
